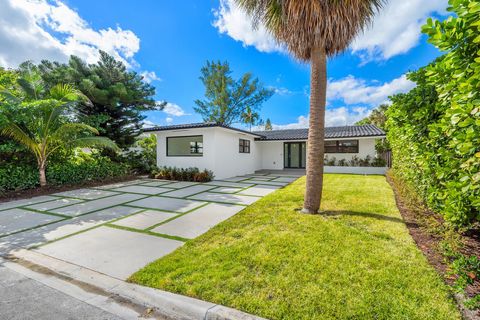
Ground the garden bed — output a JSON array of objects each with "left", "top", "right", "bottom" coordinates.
[{"left": 130, "top": 174, "right": 460, "bottom": 319}]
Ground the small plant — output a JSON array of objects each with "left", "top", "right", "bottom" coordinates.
[
  {"left": 151, "top": 166, "right": 214, "bottom": 182},
  {"left": 464, "top": 294, "right": 480, "bottom": 310},
  {"left": 448, "top": 255, "right": 480, "bottom": 292}
]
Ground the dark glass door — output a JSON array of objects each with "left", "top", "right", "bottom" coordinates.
[{"left": 284, "top": 142, "right": 306, "bottom": 168}]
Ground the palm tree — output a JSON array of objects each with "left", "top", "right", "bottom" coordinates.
[
  {"left": 241, "top": 106, "right": 261, "bottom": 131},
  {"left": 235, "top": 0, "right": 384, "bottom": 213},
  {"left": 0, "top": 77, "right": 119, "bottom": 187}
]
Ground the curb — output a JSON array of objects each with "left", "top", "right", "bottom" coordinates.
[{"left": 5, "top": 249, "right": 267, "bottom": 320}]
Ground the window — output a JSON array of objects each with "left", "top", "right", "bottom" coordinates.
[
  {"left": 239, "top": 139, "right": 250, "bottom": 153},
  {"left": 167, "top": 135, "right": 203, "bottom": 156},
  {"left": 324, "top": 140, "right": 359, "bottom": 153}
]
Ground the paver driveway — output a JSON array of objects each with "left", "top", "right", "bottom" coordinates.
[{"left": 0, "top": 173, "right": 299, "bottom": 280}]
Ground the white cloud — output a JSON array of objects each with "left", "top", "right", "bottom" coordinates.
[
  {"left": 351, "top": 0, "right": 447, "bottom": 61},
  {"left": 212, "top": 0, "right": 447, "bottom": 60},
  {"left": 0, "top": 0, "right": 141, "bottom": 68},
  {"left": 142, "top": 120, "right": 157, "bottom": 128},
  {"left": 212, "top": 0, "right": 281, "bottom": 53},
  {"left": 165, "top": 117, "right": 173, "bottom": 124},
  {"left": 162, "top": 102, "right": 189, "bottom": 117},
  {"left": 140, "top": 71, "right": 161, "bottom": 83},
  {"left": 327, "top": 74, "right": 415, "bottom": 106}
]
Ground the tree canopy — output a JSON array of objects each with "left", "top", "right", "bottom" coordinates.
[
  {"left": 36, "top": 51, "right": 163, "bottom": 148},
  {"left": 355, "top": 104, "right": 388, "bottom": 130},
  {"left": 194, "top": 60, "right": 273, "bottom": 126}
]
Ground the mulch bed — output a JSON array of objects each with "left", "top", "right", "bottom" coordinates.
[
  {"left": 386, "top": 173, "right": 480, "bottom": 319},
  {"left": 0, "top": 175, "right": 142, "bottom": 203}
]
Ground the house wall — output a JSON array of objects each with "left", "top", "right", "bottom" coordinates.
[
  {"left": 155, "top": 127, "right": 261, "bottom": 179},
  {"left": 256, "top": 137, "right": 378, "bottom": 169}
]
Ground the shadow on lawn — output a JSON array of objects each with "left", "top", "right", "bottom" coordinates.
[{"left": 324, "top": 210, "right": 406, "bottom": 224}]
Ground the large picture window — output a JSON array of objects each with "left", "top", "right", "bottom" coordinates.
[
  {"left": 239, "top": 139, "right": 250, "bottom": 153},
  {"left": 325, "top": 140, "right": 359, "bottom": 153},
  {"left": 167, "top": 135, "right": 203, "bottom": 156}
]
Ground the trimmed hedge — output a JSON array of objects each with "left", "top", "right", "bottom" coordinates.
[
  {"left": 386, "top": 0, "right": 480, "bottom": 226},
  {"left": 0, "top": 157, "right": 130, "bottom": 194}
]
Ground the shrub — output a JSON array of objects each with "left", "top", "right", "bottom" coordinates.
[
  {"left": 387, "top": 0, "right": 480, "bottom": 226},
  {"left": 0, "top": 155, "right": 130, "bottom": 194},
  {"left": 151, "top": 166, "right": 214, "bottom": 182},
  {"left": 324, "top": 155, "right": 386, "bottom": 167},
  {"left": 122, "top": 134, "right": 157, "bottom": 174}
]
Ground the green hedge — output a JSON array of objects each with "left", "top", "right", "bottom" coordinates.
[
  {"left": 386, "top": 0, "right": 480, "bottom": 226},
  {"left": 0, "top": 157, "right": 130, "bottom": 194}
]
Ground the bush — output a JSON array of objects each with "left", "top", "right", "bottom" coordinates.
[
  {"left": 387, "top": 0, "right": 480, "bottom": 226},
  {"left": 0, "top": 155, "right": 130, "bottom": 194},
  {"left": 122, "top": 134, "right": 157, "bottom": 174},
  {"left": 324, "top": 155, "right": 386, "bottom": 167},
  {"left": 151, "top": 166, "right": 214, "bottom": 182}
]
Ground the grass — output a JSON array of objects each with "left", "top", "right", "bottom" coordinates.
[{"left": 129, "top": 174, "right": 460, "bottom": 319}]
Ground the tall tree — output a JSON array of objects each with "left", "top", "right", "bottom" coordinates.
[
  {"left": 236, "top": 0, "right": 384, "bottom": 213},
  {"left": 37, "top": 51, "right": 164, "bottom": 148},
  {"left": 264, "top": 118, "right": 273, "bottom": 130},
  {"left": 356, "top": 104, "right": 388, "bottom": 130},
  {"left": 0, "top": 71, "right": 118, "bottom": 186},
  {"left": 241, "top": 106, "right": 262, "bottom": 131},
  {"left": 194, "top": 60, "right": 273, "bottom": 125}
]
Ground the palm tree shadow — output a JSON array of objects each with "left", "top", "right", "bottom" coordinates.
[{"left": 324, "top": 210, "right": 405, "bottom": 224}]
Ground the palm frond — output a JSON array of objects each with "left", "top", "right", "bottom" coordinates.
[
  {"left": 235, "top": 0, "right": 385, "bottom": 60},
  {"left": 69, "top": 136, "right": 120, "bottom": 152},
  {"left": 0, "top": 122, "right": 40, "bottom": 158},
  {"left": 49, "top": 84, "right": 82, "bottom": 102},
  {"left": 52, "top": 123, "right": 99, "bottom": 140}
]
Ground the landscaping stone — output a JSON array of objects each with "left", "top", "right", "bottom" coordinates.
[
  {"left": 188, "top": 192, "right": 260, "bottom": 205},
  {"left": 26, "top": 198, "right": 84, "bottom": 211},
  {"left": 53, "top": 189, "right": 119, "bottom": 200},
  {"left": 0, "top": 196, "right": 59, "bottom": 212},
  {"left": 205, "top": 181, "right": 253, "bottom": 188},
  {"left": 127, "top": 196, "right": 206, "bottom": 213},
  {"left": 165, "top": 182, "right": 199, "bottom": 189},
  {"left": 0, "top": 206, "right": 142, "bottom": 250},
  {"left": 35, "top": 226, "right": 184, "bottom": 279},
  {"left": 0, "top": 209, "right": 64, "bottom": 236},
  {"left": 161, "top": 185, "right": 216, "bottom": 198},
  {"left": 151, "top": 203, "right": 244, "bottom": 239},
  {"left": 113, "top": 185, "right": 173, "bottom": 195},
  {"left": 210, "top": 186, "right": 243, "bottom": 194},
  {"left": 50, "top": 194, "right": 145, "bottom": 216},
  {"left": 238, "top": 185, "right": 280, "bottom": 196},
  {"left": 112, "top": 210, "right": 177, "bottom": 230}
]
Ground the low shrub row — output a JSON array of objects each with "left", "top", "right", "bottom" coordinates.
[
  {"left": 324, "top": 155, "right": 386, "bottom": 167},
  {"left": 0, "top": 156, "right": 130, "bottom": 194},
  {"left": 151, "top": 166, "right": 214, "bottom": 182}
]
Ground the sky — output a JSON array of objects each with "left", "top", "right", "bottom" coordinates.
[{"left": 0, "top": 0, "right": 449, "bottom": 129}]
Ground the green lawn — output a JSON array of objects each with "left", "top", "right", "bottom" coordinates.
[{"left": 130, "top": 174, "right": 460, "bottom": 319}]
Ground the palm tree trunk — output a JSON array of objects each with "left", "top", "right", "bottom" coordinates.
[
  {"left": 302, "top": 46, "right": 327, "bottom": 214},
  {"left": 39, "top": 161, "right": 47, "bottom": 187}
]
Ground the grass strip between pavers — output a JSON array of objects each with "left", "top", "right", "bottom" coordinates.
[{"left": 129, "top": 174, "right": 461, "bottom": 320}]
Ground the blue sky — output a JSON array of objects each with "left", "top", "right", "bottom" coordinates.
[{"left": 0, "top": 0, "right": 449, "bottom": 129}]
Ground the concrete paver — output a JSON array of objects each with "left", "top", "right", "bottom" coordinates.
[
  {"left": 188, "top": 192, "right": 260, "bottom": 205},
  {"left": 161, "top": 185, "right": 216, "bottom": 198},
  {"left": 113, "top": 185, "right": 173, "bottom": 195},
  {"left": 0, "top": 196, "right": 59, "bottom": 211},
  {"left": 151, "top": 203, "right": 244, "bottom": 239},
  {"left": 26, "top": 198, "right": 84, "bottom": 211},
  {"left": 53, "top": 189, "right": 119, "bottom": 200},
  {"left": 127, "top": 196, "right": 206, "bottom": 213},
  {"left": 238, "top": 185, "right": 280, "bottom": 197},
  {"left": 112, "top": 210, "right": 177, "bottom": 230},
  {"left": 36, "top": 226, "right": 184, "bottom": 279},
  {"left": 0, "top": 209, "right": 64, "bottom": 236}
]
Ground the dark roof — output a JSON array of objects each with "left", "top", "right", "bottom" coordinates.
[
  {"left": 143, "top": 122, "right": 263, "bottom": 137},
  {"left": 253, "top": 124, "right": 385, "bottom": 140},
  {"left": 144, "top": 122, "right": 385, "bottom": 140}
]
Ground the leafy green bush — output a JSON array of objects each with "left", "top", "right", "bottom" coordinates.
[
  {"left": 151, "top": 166, "right": 214, "bottom": 182},
  {"left": 0, "top": 155, "right": 130, "bottom": 193},
  {"left": 122, "top": 134, "right": 157, "bottom": 174},
  {"left": 449, "top": 255, "right": 480, "bottom": 292},
  {"left": 323, "top": 155, "right": 386, "bottom": 167},
  {"left": 386, "top": 0, "right": 480, "bottom": 226}
]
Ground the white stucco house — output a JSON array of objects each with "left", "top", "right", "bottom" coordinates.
[{"left": 144, "top": 122, "right": 386, "bottom": 179}]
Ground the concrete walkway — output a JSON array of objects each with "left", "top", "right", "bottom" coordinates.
[{"left": 0, "top": 173, "right": 300, "bottom": 319}]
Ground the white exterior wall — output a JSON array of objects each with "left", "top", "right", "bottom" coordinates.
[
  {"left": 257, "top": 137, "right": 378, "bottom": 169},
  {"left": 155, "top": 127, "right": 261, "bottom": 179}
]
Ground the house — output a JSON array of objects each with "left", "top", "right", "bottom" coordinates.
[{"left": 144, "top": 122, "right": 386, "bottom": 179}]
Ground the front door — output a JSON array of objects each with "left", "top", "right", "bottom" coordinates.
[{"left": 284, "top": 142, "right": 306, "bottom": 169}]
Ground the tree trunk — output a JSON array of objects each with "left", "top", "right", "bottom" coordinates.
[
  {"left": 302, "top": 46, "right": 327, "bottom": 214},
  {"left": 39, "top": 162, "right": 47, "bottom": 187}
]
